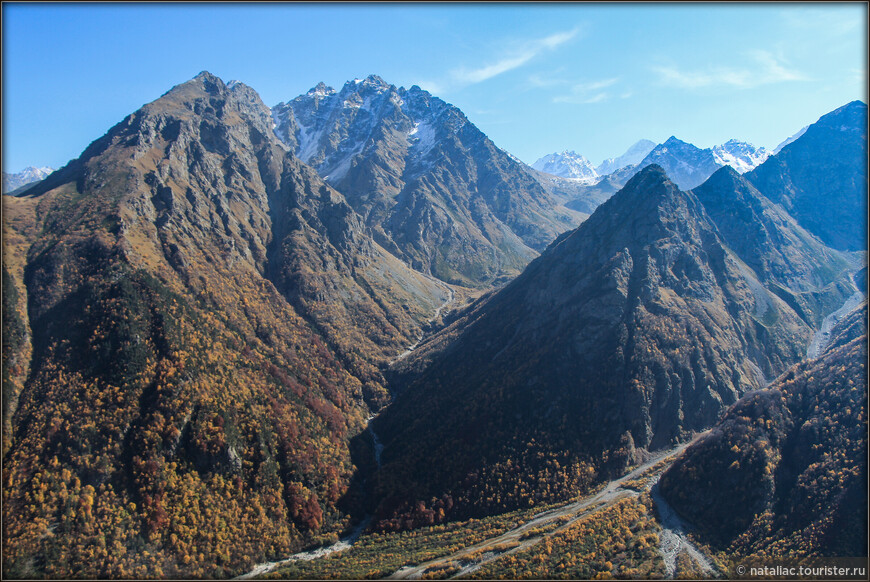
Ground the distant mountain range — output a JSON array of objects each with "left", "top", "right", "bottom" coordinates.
[
  {"left": 533, "top": 137, "right": 769, "bottom": 190},
  {"left": 2, "top": 166, "right": 53, "bottom": 194},
  {"left": 531, "top": 150, "right": 599, "bottom": 183}
]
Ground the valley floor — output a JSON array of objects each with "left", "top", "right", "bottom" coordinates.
[{"left": 242, "top": 433, "right": 715, "bottom": 580}]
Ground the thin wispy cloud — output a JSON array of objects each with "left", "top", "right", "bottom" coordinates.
[
  {"left": 414, "top": 79, "right": 446, "bottom": 95},
  {"left": 553, "top": 77, "right": 619, "bottom": 104},
  {"left": 452, "top": 27, "right": 581, "bottom": 86},
  {"left": 526, "top": 71, "right": 571, "bottom": 89},
  {"left": 781, "top": 8, "right": 860, "bottom": 35},
  {"left": 652, "top": 50, "right": 808, "bottom": 89}
]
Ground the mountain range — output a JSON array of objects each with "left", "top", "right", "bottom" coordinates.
[
  {"left": 533, "top": 138, "right": 769, "bottom": 191},
  {"left": 2, "top": 72, "right": 449, "bottom": 578},
  {"left": 2, "top": 166, "right": 54, "bottom": 194},
  {"left": 369, "top": 160, "right": 858, "bottom": 526},
  {"left": 2, "top": 70, "right": 866, "bottom": 579}
]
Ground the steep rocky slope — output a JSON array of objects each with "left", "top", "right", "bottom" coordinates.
[
  {"left": 747, "top": 100, "right": 867, "bottom": 252},
  {"left": 1, "top": 71, "right": 445, "bottom": 578},
  {"left": 271, "top": 75, "right": 582, "bottom": 287},
  {"left": 692, "top": 166, "right": 858, "bottom": 328},
  {"left": 369, "top": 165, "right": 812, "bottom": 528}
]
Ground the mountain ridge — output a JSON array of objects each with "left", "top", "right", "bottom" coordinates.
[
  {"left": 270, "top": 74, "right": 582, "bottom": 287},
  {"left": 369, "top": 164, "right": 812, "bottom": 528}
]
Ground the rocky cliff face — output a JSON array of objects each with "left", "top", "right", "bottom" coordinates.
[
  {"left": 1, "top": 71, "right": 446, "bottom": 578},
  {"left": 369, "top": 165, "right": 812, "bottom": 527},
  {"left": 271, "top": 75, "right": 582, "bottom": 287},
  {"left": 747, "top": 100, "right": 868, "bottom": 252}
]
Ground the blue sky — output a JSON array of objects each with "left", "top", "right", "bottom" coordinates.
[{"left": 2, "top": 2, "right": 867, "bottom": 172}]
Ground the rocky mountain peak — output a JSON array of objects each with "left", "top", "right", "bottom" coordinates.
[
  {"left": 269, "top": 75, "right": 579, "bottom": 286},
  {"left": 308, "top": 81, "right": 336, "bottom": 97},
  {"left": 711, "top": 140, "right": 769, "bottom": 173},
  {"left": 747, "top": 100, "right": 867, "bottom": 251},
  {"left": 630, "top": 137, "right": 723, "bottom": 190},
  {"left": 531, "top": 150, "right": 599, "bottom": 182}
]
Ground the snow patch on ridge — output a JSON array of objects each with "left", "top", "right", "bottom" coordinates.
[
  {"left": 409, "top": 121, "right": 437, "bottom": 156},
  {"left": 711, "top": 140, "right": 769, "bottom": 174}
]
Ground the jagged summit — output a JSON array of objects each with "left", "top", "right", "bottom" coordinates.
[
  {"left": 307, "top": 81, "right": 336, "bottom": 96},
  {"left": 711, "top": 139, "right": 769, "bottom": 173},
  {"left": 628, "top": 136, "right": 722, "bottom": 190},
  {"left": 270, "top": 74, "right": 580, "bottom": 287},
  {"left": 354, "top": 73, "right": 390, "bottom": 88}
]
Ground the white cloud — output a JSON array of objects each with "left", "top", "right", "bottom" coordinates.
[
  {"left": 454, "top": 54, "right": 538, "bottom": 84},
  {"left": 652, "top": 50, "right": 808, "bottom": 89},
  {"left": 452, "top": 27, "right": 581, "bottom": 85},
  {"left": 553, "top": 77, "right": 619, "bottom": 104},
  {"left": 526, "top": 72, "right": 571, "bottom": 89},
  {"left": 413, "top": 79, "right": 446, "bottom": 95}
]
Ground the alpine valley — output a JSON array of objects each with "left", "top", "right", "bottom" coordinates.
[{"left": 1, "top": 72, "right": 867, "bottom": 580}]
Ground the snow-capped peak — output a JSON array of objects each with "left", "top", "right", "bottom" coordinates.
[
  {"left": 307, "top": 82, "right": 336, "bottom": 97},
  {"left": 711, "top": 140, "right": 769, "bottom": 173},
  {"left": 532, "top": 150, "right": 599, "bottom": 183},
  {"left": 2, "top": 165, "right": 54, "bottom": 194}
]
